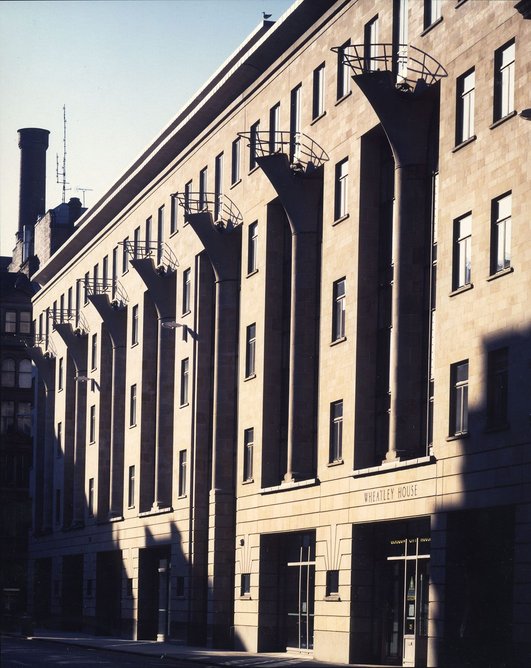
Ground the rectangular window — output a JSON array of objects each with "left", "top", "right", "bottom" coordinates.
[
  {"left": 326, "top": 570, "right": 339, "bottom": 597},
  {"left": 17, "top": 401, "right": 32, "bottom": 435},
  {"left": 250, "top": 121, "right": 260, "bottom": 171},
  {"left": 130, "top": 384, "right": 137, "bottom": 426},
  {"left": 231, "top": 137, "right": 241, "bottom": 184},
  {"left": 57, "top": 422, "right": 62, "bottom": 457},
  {"left": 91, "top": 333, "right": 97, "bottom": 370},
  {"left": 364, "top": 15, "right": 379, "bottom": 71},
  {"left": 93, "top": 263, "right": 99, "bottom": 291},
  {"left": 102, "top": 255, "right": 109, "bottom": 290},
  {"left": 84, "top": 272, "right": 90, "bottom": 304},
  {"left": 170, "top": 194, "right": 178, "bottom": 234},
  {"left": 332, "top": 278, "right": 346, "bottom": 341},
  {"left": 5, "top": 311, "right": 16, "bottom": 333},
  {"left": 180, "top": 358, "right": 189, "bottom": 406},
  {"left": 290, "top": 84, "right": 302, "bottom": 162},
  {"left": 59, "top": 295, "right": 65, "bottom": 323},
  {"left": 334, "top": 158, "right": 348, "bottom": 220},
  {"left": 487, "top": 348, "right": 508, "bottom": 429},
  {"left": 128, "top": 465, "right": 135, "bottom": 507},
  {"left": 245, "top": 323, "right": 256, "bottom": 378},
  {"left": 18, "top": 359, "right": 32, "bottom": 388},
  {"left": 0, "top": 401, "right": 14, "bottom": 433},
  {"left": 131, "top": 304, "right": 139, "bottom": 345},
  {"left": 178, "top": 449, "right": 187, "bottom": 497},
  {"left": 58, "top": 357, "right": 64, "bottom": 391},
  {"left": 456, "top": 68, "right": 475, "bottom": 144},
  {"left": 88, "top": 478, "right": 94, "bottom": 517},
  {"left": 86, "top": 579, "right": 93, "bottom": 597},
  {"left": 157, "top": 206, "right": 164, "bottom": 264},
  {"left": 269, "top": 102, "right": 280, "bottom": 153},
  {"left": 199, "top": 166, "right": 208, "bottom": 210},
  {"left": 19, "top": 311, "right": 31, "bottom": 334},
  {"left": 126, "top": 578, "right": 133, "bottom": 597},
  {"left": 424, "top": 0, "right": 441, "bottom": 28},
  {"left": 329, "top": 400, "right": 343, "bottom": 462},
  {"left": 312, "top": 63, "right": 326, "bottom": 120},
  {"left": 184, "top": 180, "right": 192, "bottom": 220},
  {"left": 243, "top": 427, "right": 254, "bottom": 481},
  {"left": 491, "top": 192, "right": 511, "bottom": 274},
  {"left": 89, "top": 405, "right": 96, "bottom": 443},
  {"left": 453, "top": 213, "right": 472, "bottom": 289},
  {"left": 450, "top": 360, "right": 469, "bottom": 436},
  {"left": 133, "top": 226, "right": 140, "bottom": 259},
  {"left": 122, "top": 236, "right": 129, "bottom": 273},
  {"left": 247, "top": 222, "right": 258, "bottom": 274},
  {"left": 145, "top": 216, "right": 152, "bottom": 253},
  {"left": 240, "top": 573, "right": 251, "bottom": 597},
  {"left": 337, "top": 39, "right": 351, "bottom": 100},
  {"left": 112, "top": 247, "right": 118, "bottom": 298},
  {"left": 75, "top": 281, "right": 81, "bottom": 325},
  {"left": 67, "top": 286, "right": 73, "bottom": 318},
  {"left": 494, "top": 39, "right": 515, "bottom": 121},
  {"left": 182, "top": 268, "right": 191, "bottom": 314},
  {"left": 214, "top": 153, "right": 223, "bottom": 220}
]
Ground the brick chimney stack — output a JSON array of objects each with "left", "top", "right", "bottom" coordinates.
[{"left": 17, "top": 128, "right": 50, "bottom": 236}]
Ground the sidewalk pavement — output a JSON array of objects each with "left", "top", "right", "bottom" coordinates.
[{"left": 25, "top": 628, "right": 372, "bottom": 668}]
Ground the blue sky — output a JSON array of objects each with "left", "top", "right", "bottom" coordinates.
[{"left": 0, "top": 0, "right": 293, "bottom": 255}]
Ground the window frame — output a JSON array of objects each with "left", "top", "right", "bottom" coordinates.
[
  {"left": 336, "top": 39, "right": 351, "bottom": 100},
  {"left": 452, "top": 213, "right": 472, "bottom": 290},
  {"left": 449, "top": 360, "right": 469, "bottom": 437},
  {"left": 180, "top": 358, "right": 189, "bottom": 406},
  {"left": 329, "top": 400, "right": 343, "bottom": 463},
  {"left": 243, "top": 427, "right": 254, "bottom": 482},
  {"left": 182, "top": 268, "right": 191, "bottom": 315},
  {"left": 247, "top": 222, "right": 258, "bottom": 275},
  {"left": 178, "top": 449, "right": 187, "bottom": 497},
  {"left": 312, "top": 63, "right": 326, "bottom": 120},
  {"left": 130, "top": 384, "right": 137, "bottom": 427},
  {"left": 245, "top": 323, "right": 257, "bottom": 378},
  {"left": 455, "top": 68, "right": 475, "bottom": 145},
  {"left": 231, "top": 136, "right": 241, "bottom": 185},
  {"left": 334, "top": 158, "right": 349, "bottom": 221},
  {"left": 128, "top": 464, "right": 135, "bottom": 508},
  {"left": 493, "top": 39, "right": 515, "bottom": 122},
  {"left": 332, "top": 278, "right": 346, "bottom": 342},
  {"left": 490, "top": 192, "right": 512, "bottom": 275},
  {"left": 486, "top": 348, "right": 509, "bottom": 430}
]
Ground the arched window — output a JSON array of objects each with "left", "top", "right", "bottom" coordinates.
[
  {"left": 19, "top": 359, "right": 33, "bottom": 388},
  {"left": 1, "top": 359, "right": 15, "bottom": 387}
]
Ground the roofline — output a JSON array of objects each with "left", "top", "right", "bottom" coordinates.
[{"left": 33, "top": 0, "right": 337, "bottom": 287}]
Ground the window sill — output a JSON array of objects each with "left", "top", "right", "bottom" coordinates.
[
  {"left": 240, "top": 594, "right": 252, "bottom": 600},
  {"left": 324, "top": 594, "right": 341, "bottom": 602},
  {"left": 247, "top": 269, "right": 259, "bottom": 278},
  {"left": 177, "top": 494, "right": 187, "bottom": 500},
  {"left": 138, "top": 506, "right": 174, "bottom": 518},
  {"left": 452, "top": 135, "right": 477, "bottom": 153},
  {"left": 487, "top": 266, "right": 513, "bottom": 281},
  {"left": 449, "top": 283, "right": 473, "bottom": 297},
  {"left": 169, "top": 229, "right": 178, "bottom": 237},
  {"left": 311, "top": 111, "right": 327, "bottom": 126},
  {"left": 455, "top": 0, "right": 469, "bottom": 7},
  {"left": 182, "top": 309, "right": 191, "bottom": 317},
  {"left": 179, "top": 402, "right": 189, "bottom": 409},
  {"left": 131, "top": 342, "right": 139, "bottom": 349},
  {"left": 335, "top": 90, "right": 352, "bottom": 106},
  {"left": 242, "top": 478, "right": 254, "bottom": 485},
  {"left": 330, "top": 336, "right": 346, "bottom": 347},
  {"left": 244, "top": 373, "right": 256, "bottom": 382},
  {"left": 446, "top": 432, "right": 470, "bottom": 442},
  {"left": 230, "top": 178, "right": 242, "bottom": 190},
  {"left": 489, "top": 110, "right": 517, "bottom": 130},
  {"left": 108, "top": 514, "right": 124, "bottom": 523},
  {"left": 129, "top": 423, "right": 137, "bottom": 429},
  {"left": 261, "top": 477, "right": 318, "bottom": 494},
  {"left": 421, "top": 16, "right": 443, "bottom": 37},
  {"left": 327, "top": 459, "right": 344, "bottom": 467},
  {"left": 353, "top": 455, "right": 434, "bottom": 478},
  {"left": 332, "top": 213, "right": 349, "bottom": 227},
  {"left": 248, "top": 165, "right": 260, "bottom": 176}
]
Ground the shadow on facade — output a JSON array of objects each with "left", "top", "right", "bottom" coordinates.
[{"left": 429, "top": 325, "right": 531, "bottom": 668}]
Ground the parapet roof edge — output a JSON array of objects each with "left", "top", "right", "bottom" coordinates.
[{"left": 33, "top": 0, "right": 334, "bottom": 289}]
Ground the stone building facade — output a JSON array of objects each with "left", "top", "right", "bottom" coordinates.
[{"left": 27, "top": 1, "right": 530, "bottom": 666}]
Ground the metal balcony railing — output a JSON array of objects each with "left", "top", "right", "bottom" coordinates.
[
  {"left": 333, "top": 43, "right": 447, "bottom": 91},
  {"left": 175, "top": 192, "right": 243, "bottom": 231},
  {"left": 122, "top": 240, "right": 179, "bottom": 273},
  {"left": 81, "top": 278, "right": 129, "bottom": 307},
  {"left": 239, "top": 130, "right": 329, "bottom": 172}
]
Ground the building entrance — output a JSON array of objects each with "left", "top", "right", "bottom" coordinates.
[
  {"left": 384, "top": 537, "right": 429, "bottom": 667},
  {"left": 285, "top": 539, "right": 315, "bottom": 652},
  {"left": 351, "top": 518, "right": 430, "bottom": 667}
]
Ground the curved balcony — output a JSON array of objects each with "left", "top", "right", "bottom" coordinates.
[
  {"left": 239, "top": 130, "right": 329, "bottom": 174},
  {"left": 122, "top": 240, "right": 179, "bottom": 274},
  {"left": 333, "top": 43, "right": 447, "bottom": 92},
  {"left": 175, "top": 192, "right": 243, "bottom": 232}
]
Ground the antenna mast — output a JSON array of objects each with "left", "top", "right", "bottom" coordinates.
[{"left": 56, "top": 105, "right": 69, "bottom": 203}]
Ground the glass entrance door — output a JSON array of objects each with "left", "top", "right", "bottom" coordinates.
[
  {"left": 286, "top": 543, "right": 315, "bottom": 652},
  {"left": 385, "top": 537, "right": 430, "bottom": 667}
]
